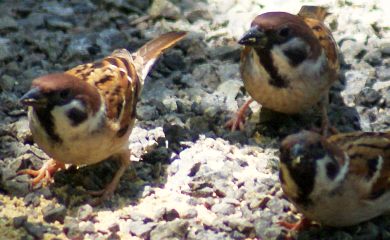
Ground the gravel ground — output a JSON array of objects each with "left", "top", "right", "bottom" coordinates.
[{"left": 0, "top": 0, "right": 389, "bottom": 239}]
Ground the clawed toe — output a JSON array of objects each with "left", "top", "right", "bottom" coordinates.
[{"left": 18, "top": 159, "right": 65, "bottom": 187}]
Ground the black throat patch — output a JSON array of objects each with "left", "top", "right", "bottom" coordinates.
[
  {"left": 255, "top": 48, "right": 289, "bottom": 88},
  {"left": 35, "top": 107, "right": 62, "bottom": 143}
]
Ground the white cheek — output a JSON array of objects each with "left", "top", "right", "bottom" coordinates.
[
  {"left": 271, "top": 38, "right": 327, "bottom": 83},
  {"left": 51, "top": 100, "right": 104, "bottom": 140},
  {"left": 51, "top": 100, "right": 85, "bottom": 126},
  {"left": 311, "top": 153, "right": 350, "bottom": 197}
]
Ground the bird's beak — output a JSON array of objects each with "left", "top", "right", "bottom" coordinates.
[
  {"left": 238, "top": 27, "right": 267, "bottom": 47},
  {"left": 20, "top": 87, "right": 47, "bottom": 108}
]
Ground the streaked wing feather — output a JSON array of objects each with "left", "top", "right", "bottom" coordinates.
[
  {"left": 298, "top": 6, "right": 329, "bottom": 21},
  {"left": 66, "top": 54, "right": 140, "bottom": 135},
  {"left": 301, "top": 11, "right": 340, "bottom": 76},
  {"left": 66, "top": 32, "right": 186, "bottom": 137},
  {"left": 328, "top": 132, "right": 390, "bottom": 197}
]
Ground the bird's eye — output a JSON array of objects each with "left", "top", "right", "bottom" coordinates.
[
  {"left": 278, "top": 27, "right": 290, "bottom": 38},
  {"left": 59, "top": 89, "right": 71, "bottom": 100}
]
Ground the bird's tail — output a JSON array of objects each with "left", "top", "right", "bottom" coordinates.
[
  {"left": 135, "top": 31, "right": 187, "bottom": 80},
  {"left": 298, "top": 5, "right": 329, "bottom": 21}
]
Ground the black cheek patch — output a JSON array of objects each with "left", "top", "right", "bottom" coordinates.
[
  {"left": 366, "top": 157, "right": 379, "bottom": 180},
  {"left": 67, "top": 108, "right": 88, "bottom": 126},
  {"left": 283, "top": 48, "right": 307, "bottom": 66},
  {"left": 326, "top": 161, "right": 339, "bottom": 180}
]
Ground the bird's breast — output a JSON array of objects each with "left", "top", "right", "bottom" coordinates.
[
  {"left": 240, "top": 48, "right": 331, "bottom": 113},
  {"left": 29, "top": 109, "right": 132, "bottom": 166}
]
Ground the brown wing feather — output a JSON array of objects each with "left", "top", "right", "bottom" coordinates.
[
  {"left": 298, "top": 6, "right": 329, "bottom": 21},
  {"left": 299, "top": 7, "right": 339, "bottom": 77},
  {"left": 66, "top": 53, "right": 139, "bottom": 136},
  {"left": 328, "top": 132, "right": 390, "bottom": 198},
  {"left": 66, "top": 32, "right": 187, "bottom": 137}
]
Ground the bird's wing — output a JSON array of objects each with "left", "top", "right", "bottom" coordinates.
[{"left": 328, "top": 131, "right": 390, "bottom": 199}]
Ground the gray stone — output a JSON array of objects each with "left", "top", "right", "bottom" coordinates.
[
  {"left": 79, "top": 221, "right": 95, "bottom": 233},
  {"left": 77, "top": 204, "right": 94, "bottom": 221},
  {"left": 148, "top": 0, "right": 181, "bottom": 19},
  {"left": 187, "top": 229, "right": 227, "bottom": 240},
  {"left": 125, "top": 220, "right": 156, "bottom": 238},
  {"left": 12, "top": 118, "right": 31, "bottom": 142},
  {"left": 342, "top": 70, "right": 369, "bottom": 96},
  {"left": 108, "top": 222, "right": 120, "bottom": 233},
  {"left": 13, "top": 215, "right": 27, "bottom": 228},
  {"left": 180, "top": 33, "right": 207, "bottom": 63},
  {"left": 150, "top": 219, "right": 189, "bottom": 240},
  {"left": 186, "top": 116, "right": 211, "bottom": 134},
  {"left": 3, "top": 178, "right": 30, "bottom": 197},
  {"left": 181, "top": 208, "right": 198, "bottom": 219},
  {"left": 42, "top": 2, "right": 75, "bottom": 17},
  {"left": 162, "top": 49, "right": 186, "bottom": 71},
  {"left": 380, "top": 41, "right": 390, "bottom": 56},
  {"left": 364, "top": 49, "right": 382, "bottom": 66},
  {"left": 339, "top": 39, "right": 365, "bottom": 62},
  {"left": 377, "top": 66, "right": 390, "bottom": 81},
  {"left": 186, "top": 9, "right": 212, "bottom": 23},
  {"left": 162, "top": 208, "right": 180, "bottom": 221},
  {"left": 23, "top": 222, "right": 45, "bottom": 239},
  {"left": 355, "top": 87, "right": 381, "bottom": 107},
  {"left": 209, "top": 45, "right": 241, "bottom": 61},
  {"left": 20, "top": 13, "right": 45, "bottom": 28},
  {"left": 46, "top": 16, "right": 74, "bottom": 30},
  {"left": 96, "top": 28, "right": 127, "bottom": 54},
  {"left": 0, "top": 75, "right": 14, "bottom": 91},
  {"left": 63, "top": 216, "right": 81, "bottom": 238},
  {"left": 0, "top": 38, "right": 13, "bottom": 61},
  {"left": 211, "top": 202, "right": 235, "bottom": 215},
  {"left": 66, "top": 34, "right": 98, "bottom": 60},
  {"left": 72, "top": 1, "right": 97, "bottom": 14},
  {"left": 192, "top": 63, "right": 220, "bottom": 89},
  {"left": 36, "top": 187, "right": 53, "bottom": 199},
  {"left": 42, "top": 204, "right": 67, "bottom": 223},
  {"left": 23, "top": 192, "right": 40, "bottom": 207},
  {"left": 0, "top": 16, "right": 18, "bottom": 30},
  {"left": 137, "top": 105, "right": 159, "bottom": 121}
]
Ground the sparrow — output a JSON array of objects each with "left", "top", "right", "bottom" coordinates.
[
  {"left": 18, "top": 31, "right": 186, "bottom": 204},
  {"left": 226, "top": 6, "right": 339, "bottom": 135},
  {"left": 279, "top": 130, "right": 390, "bottom": 228}
]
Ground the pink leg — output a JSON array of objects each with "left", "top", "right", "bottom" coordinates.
[
  {"left": 18, "top": 159, "right": 65, "bottom": 186},
  {"left": 225, "top": 99, "right": 254, "bottom": 131},
  {"left": 88, "top": 150, "right": 133, "bottom": 205}
]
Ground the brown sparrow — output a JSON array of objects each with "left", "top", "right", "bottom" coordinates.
[
  {"left": 226, "top": 6, "right": 339, "bottom": 135},
  {"left": 18, "top": 31, "right": 186, "bottom": 204},
  {"left": 279, "top": 130, "right": 390, "bottom": 228}
]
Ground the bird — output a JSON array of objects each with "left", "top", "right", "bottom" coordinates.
[
  {"left": 18, "top": 31, "right": 186, "bottom": 204},
  {"left": 226, "top": 6, "right": 339, "bottom": 135},
  {"left": 279, "top": 130, "right": 390, "bottom": 229}
]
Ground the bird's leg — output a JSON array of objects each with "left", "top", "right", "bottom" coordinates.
[
  {"left": 316, "top": 93, "right": 338, "bottom": 136},
  {"left": 278, "top": 217, "right": 316, "bottom": 231},
  {"left": 18, "top": 159, "right": 65, "bottom": 186},
  {"left": 88, "top": 150, "right": 135, "bottom": 205},
  {"left": 225, "top": 98, "right": 254, "bottom": 131}
]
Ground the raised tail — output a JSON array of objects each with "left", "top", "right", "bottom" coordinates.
[
  {"left": 298, "top": 5, "right": 329, "bottom": 21},
  {"left": 136, "top": 31, "right": 187, "bottom": 80}
]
